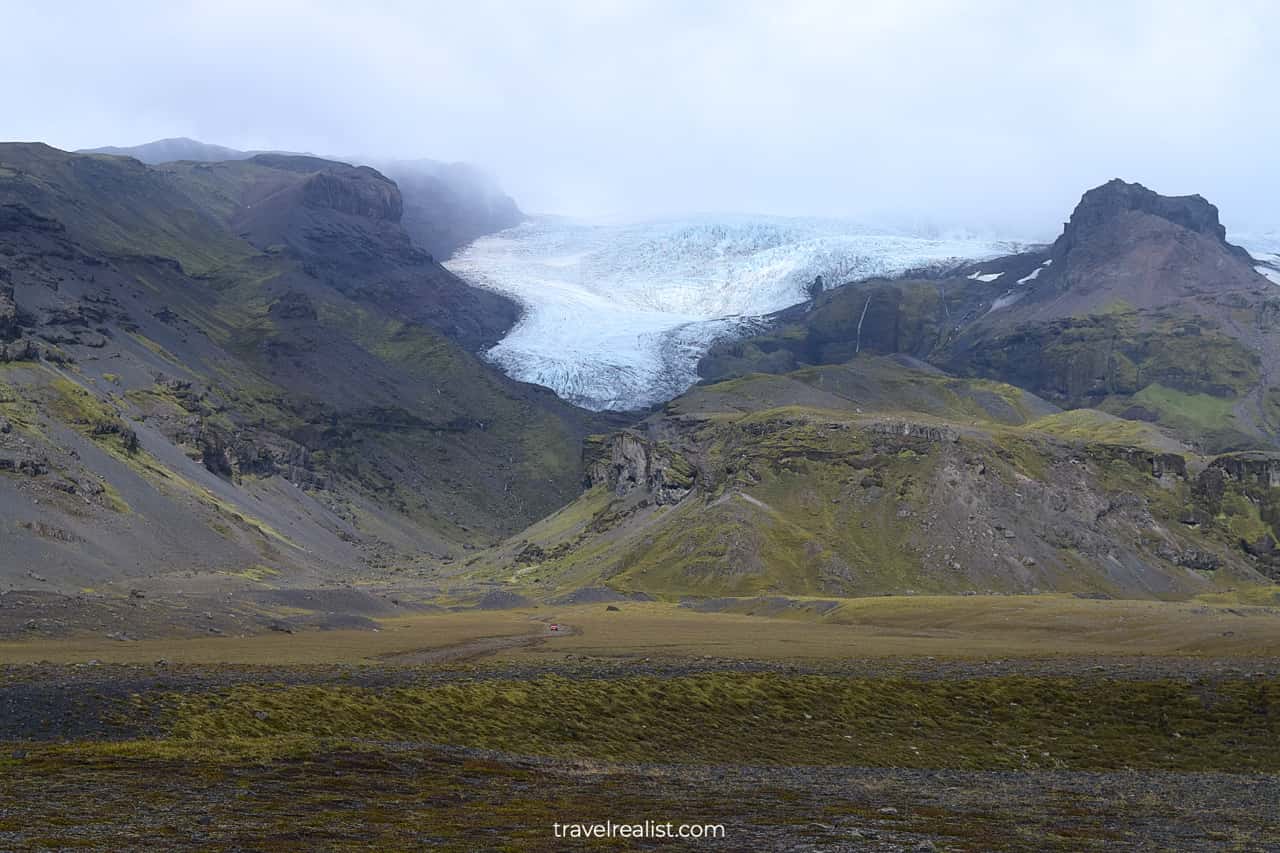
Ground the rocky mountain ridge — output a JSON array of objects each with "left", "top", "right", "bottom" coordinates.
[
  {"left": 0, "top": 142, "right": 611, "bottom": 594},
  {"left": 78, "top": 138, "right": 524, "bottom": 259}
]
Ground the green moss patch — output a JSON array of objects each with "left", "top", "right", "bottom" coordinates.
[{"left": 150, "top": 673, "right": 1280, "bottom": 772}]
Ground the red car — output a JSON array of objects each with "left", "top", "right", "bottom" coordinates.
[{"left": 549, "top": 623, "right": 560, "bottom": 632}]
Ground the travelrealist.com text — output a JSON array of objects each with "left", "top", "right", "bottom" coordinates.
[{"left": 552, "top": 821, "right": 727, "bottom": 840}]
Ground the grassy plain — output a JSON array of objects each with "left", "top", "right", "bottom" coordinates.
[
  {"left": 4, "top": 593, "right": 1280, "bottom": 850},
  {"left": 2, "top": 593, "right": 1279, "bottom": 664}
]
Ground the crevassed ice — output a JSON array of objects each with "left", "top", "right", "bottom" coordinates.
[
  {"left": 1234, "top": 230, "right": 1280, "bottom": 287},
  {"left": 1234, "top": 230, "right": 1280, "bottom": 264},
  {"left": 446, "top": 215, "right": 1022, "bottom": 410}
]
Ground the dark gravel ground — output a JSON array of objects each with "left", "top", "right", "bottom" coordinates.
[{"left": 1, "top": 744, "right": 1277, "bottom": 851}]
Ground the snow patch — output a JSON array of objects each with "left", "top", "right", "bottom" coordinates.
[
  {"left": 966, "top": 271, "right": 1004, "bottom": 282},
  {"left": 448, "top": 215, "right": 1021, "bottom": 410},
  {"left": 1016, "top": 262, "right": 1049, "bottom": 285}
]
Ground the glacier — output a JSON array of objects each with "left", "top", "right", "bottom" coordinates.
[
  {"left": 1235, "top": 229, "right": 1280, "bottom": 287},
  {"left": 446, "top": 215, "right": 1027, "bottom": 410}
]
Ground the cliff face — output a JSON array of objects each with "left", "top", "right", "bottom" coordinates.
[
  {"left": 299, "top": 167, "right": 403, "bottom": 222},
  {"left": 158, "top": 156, "right": 521, "bottom": 352},
  {"left": 1026, "top": 178, "right": 1265, "bottom": 310},
  {"left": 376, "top": 160, "right": 524, "bottom": 260},
  {"left": 1055, "top": 178, "right": 1239, "bottom": 250},
  {"left": 1213, "top": 453, "right": 1280, "bottom": 490},
  {"left": 585, "top": 431, "right": 696, "bottom": 505},
  {"left": 214, "top": 155, "right": 419, "bottom": 269},
  {"left": 75, "top": 140, "right": 526, "bottom": 262},
  {"left": 0, "top": 280, "right": 16, "bottom": 341}
]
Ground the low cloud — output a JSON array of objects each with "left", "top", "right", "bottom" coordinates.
[{"left": 5, "top": 0, "right": 1277, "bottom": 234}]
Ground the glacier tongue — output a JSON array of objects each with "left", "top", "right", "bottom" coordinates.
[{"left": 446, "top": 215, "right": 1021, "bottom": 410}]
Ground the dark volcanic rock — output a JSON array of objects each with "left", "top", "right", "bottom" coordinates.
[
  {"left": 550, "top": 586, "right": 648, "bottom": 605},
  {"left": 1210, "top": 452, "right": 1280, "bottom": 489},
  {"left": 1034, "top": 178, "right": 1264, "bottom": 310},
  {"left": 79, "top": 138, "right": 526, "bottom": 261},
  {"left": 1055, "top": 179, "right": 1246, "bottom": 257},
  {"left": 247, "top": 154, "right": 401, "bottom": 222},
  {"left": 585, "top": 431, "right": 696, "bottom": 504},
  {"left": 476, "top": 589, "right": 534, "bottom": 610},
  {"left": 0, "top": 281, "right": 16, "bottom": 341},
  {"left": 300, "top": 168, "right": 402, "bottom": 221},
  {"left": 0, "top": 203, "right": 66, "bottom": 235}
]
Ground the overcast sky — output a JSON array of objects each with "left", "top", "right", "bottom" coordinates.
[{"left": 5, "top": 0, "right": 1278, "bottom": 235}]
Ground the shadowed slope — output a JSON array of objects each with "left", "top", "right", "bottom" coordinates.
[{"left": 0, "top": 143, "right": 611, "bottom": 593}]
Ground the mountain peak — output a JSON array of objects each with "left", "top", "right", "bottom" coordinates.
[
  {"left": 79, "top": 137, "right": 252, "bottom": 164},
  {"left": 1057, "top": 178, "right": 1242, "bottom": 253}
]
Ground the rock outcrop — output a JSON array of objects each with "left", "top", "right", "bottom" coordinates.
[
  {"left": 1211, "top": 452, "right": 1280, "bottom": 489},
  {"left": 377, "top": 160, "right": 524, "bottom": 259},
  {"left": 0, "top": 280, "right": 17, "bottom": 341},
  {"left": 78, "top": 138, "right": 526, "bottom": 261},
  {"left": 1054, "top": 178, "right": 1246, "bottom": 257},
  {"left": 299, "top": 167, "right": 403, "bottom": 222},
  {"left": 586, "top": 431, "right": 696, "bottom": 505}
]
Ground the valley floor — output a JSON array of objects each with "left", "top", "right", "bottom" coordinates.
[
  {"left": 2, "top": 596, "right": 1279, "bottom": 851},
  {"left": 4, "top": 743, "right": 1278, "bottom": 851}
]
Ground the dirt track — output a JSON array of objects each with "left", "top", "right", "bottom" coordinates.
[{"left": 376, "top": 620, "right": 579, "bottom": 664}]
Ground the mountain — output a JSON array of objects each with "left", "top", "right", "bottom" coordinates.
[
  {"left": 0, "top": 143, "right": 611, "bottom": 593},
  {"left": 77, "top": 138, "right": 524, "bottom": 259},
  {"left": 456, "top": 181, "right": 1280, "bottom": 601},
  {"left": 700, "top": 180, "right": 1280, "bottom": 454},
  {"left": 5, "top": 159, "right": 1278, "bottom": 606},
  {"left": 80, "top": 137, "right": 257, "bottom": 164}
]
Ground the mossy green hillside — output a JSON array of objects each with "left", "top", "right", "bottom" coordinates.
[
  {"left": 1027, "top": 409, "right": 1179, "bottom": 451},
  {"left": 46, "top": 376, "right": 140, "bottom": 456},
  {"left": 0, "top": 142, "right": 609, "bottom": 581},
  {"left": 0, "top": 144, "right": 252, "bottom": 276},
  {"left": 474, "top": 358, "right": 1280, "bottom": 598},
  {"left": 952, "top": 311, "right": 1259, "bottom": 403},
  {"left": 700, "top": 274, "right": 1268, "bottom": 452},
  {"left": 1110, "top": 383, "right": 1246, "bottom": 450},
  {"left": 693, "top": 356, "right": 1051, "bottom": 429}
]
